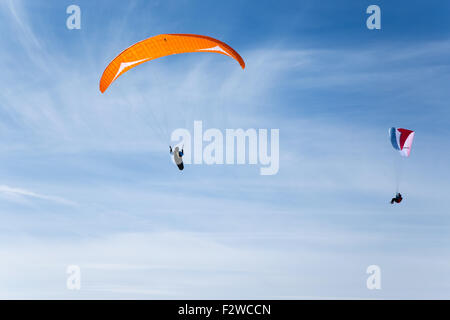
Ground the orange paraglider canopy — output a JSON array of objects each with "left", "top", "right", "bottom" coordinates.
[{"left": 99, "top": 33, "right": 245, "bottom": 93}]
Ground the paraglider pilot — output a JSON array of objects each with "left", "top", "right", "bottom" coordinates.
[
  {"left": 390, "top": 193, "right": 403, "bottom": 204},
  {"left": 170, "top": 146, "right": 184, "bottom": 171}
]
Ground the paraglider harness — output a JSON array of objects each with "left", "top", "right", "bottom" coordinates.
[
  {"left": 170, "top": 146, "right": 184, "bottom": 170},
  {"left": 390, "top": 193, "right": 402, "bottom": 204}
]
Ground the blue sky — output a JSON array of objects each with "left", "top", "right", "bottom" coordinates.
[{"left": 0, "top": 0, "right": 450, "bottom": 299}]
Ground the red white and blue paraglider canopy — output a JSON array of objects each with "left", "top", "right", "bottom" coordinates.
[{"left": 389, "top": 127, "right": 415, "bottom": 157}]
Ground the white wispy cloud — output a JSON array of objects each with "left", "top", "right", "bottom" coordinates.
[
  {"left": 2, "top": 230, "right": 449, "bottom": 299},
  {"left": 0, "top": 185, "right": 76, "bottom": 206}
]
